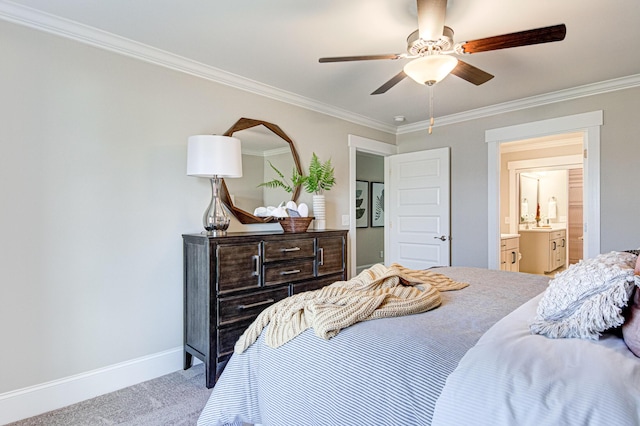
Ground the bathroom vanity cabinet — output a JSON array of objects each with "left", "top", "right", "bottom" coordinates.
[
  {"left": 519, "top": 228, "right": 566, "bottom": 274},
  {"left": 500, "top": 234, "right": 520, "bottom": 272}
]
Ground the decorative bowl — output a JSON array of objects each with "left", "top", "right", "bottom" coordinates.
[{"left": 278, "top": 217, "right": 314, "bottom": 233}]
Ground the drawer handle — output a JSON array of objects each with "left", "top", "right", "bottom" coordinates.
[
  {"left": 238, "top": 299, "right": 275, "bottom": 310},
  {"left": 281, "top": 247, "right": 301, "bottom": 252},
  {"left": 252, "top": 255, "right": 261, "bottom": 277},
  {"left": 280, "top": 269, "right": 301, "bottom": 275},
  {"left": 318, "top": 247, "right": 324, "bottom": 266}
]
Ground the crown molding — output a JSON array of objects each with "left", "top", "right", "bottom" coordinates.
[
  {"left": 397, "top": 73, "right": 640, "bottom": 134},
  {"left": 0, "top": 0, "right": 396, "bottom": 134},
  {"left": 2, "top": 0, "right": 638, "bottom": 137}
]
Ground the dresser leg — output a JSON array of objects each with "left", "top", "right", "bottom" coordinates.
[
  {"left": 183, "top": 351, "right": 193, "bottom": 370},
  {"left": 205, "top": 362, "right": 215, "bottom": 389}
]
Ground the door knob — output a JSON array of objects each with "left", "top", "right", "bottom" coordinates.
[{"left": 434, "top": 235, "right": 449, "bottom": 241}]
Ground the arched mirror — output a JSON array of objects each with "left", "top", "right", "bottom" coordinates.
[{"left": 220, "top": 118, "right": 303, "bottom": 224}]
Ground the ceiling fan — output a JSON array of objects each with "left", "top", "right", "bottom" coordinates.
[{"left": 319, "top": 0, "right": 566, "bottom": 95}]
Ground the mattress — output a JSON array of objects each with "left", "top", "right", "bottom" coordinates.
[{"left": 197, "top": 267, "right": 550, "bottom": 426}]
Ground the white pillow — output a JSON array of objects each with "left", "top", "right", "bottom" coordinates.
[{"left": 530, "top": 251, "right": 638, "bottom": 339}]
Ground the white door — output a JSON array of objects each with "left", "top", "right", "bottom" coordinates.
[{"left": 387, "top": 147, "right": 450, "bottom": 269}]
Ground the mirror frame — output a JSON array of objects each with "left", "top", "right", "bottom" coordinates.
[{"left": 220, "top": 118, "right": 303, "bottom": 224}]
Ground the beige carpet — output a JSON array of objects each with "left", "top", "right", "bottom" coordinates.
[{"left": 8, "top": 364, "right": 212, "bottom": 426}]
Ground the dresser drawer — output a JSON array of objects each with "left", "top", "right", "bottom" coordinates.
[
  {"left": 549, "top": 230, "right": 566, "bottom": 240},
  {"left": 317, "top": 235, "right": 345, "bottom": 276},
  {"left": 216, "top": 243, "right": 261, "bottom": 294},
  {"left": 501, "top": 237, "right": 519, "bottom": 251},
  {"left": 291, "top": 273, "right": 345, "bottom": 294},
  {"left": 263, "top": 238, "right": 315, "bottom": 262},
  {"left": 218, "top": 287, "right": 288, "bottom": 326},
  {"left": 264, "top": 259, "right": 315, "bottom": 286},
  {"left": 217, "top": 321, "right": 251, "bottom": 358}
]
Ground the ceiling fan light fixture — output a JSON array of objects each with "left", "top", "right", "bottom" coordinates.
[{"left": 403, "top": 55, "right": 458, "bottom": 85}]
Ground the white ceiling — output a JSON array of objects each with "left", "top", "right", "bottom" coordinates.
[{"left": 3, "top": 0, "right": 640, "bottom": 132}]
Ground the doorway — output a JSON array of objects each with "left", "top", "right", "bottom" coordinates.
[
  {"left": 501, "top": 139, "right": 584, "bottom": 274},
  {"left": 348, "top": 136, "right": 452, "bottom": 276},
  {"left": 355, "top": 151, "right": 385, "bottom": 273},
  {"left": 348, "top": 135, "right": 396, "bottom": 278},
  {"left": 486, "top": 111, "right": 602, "bottom": 269}
]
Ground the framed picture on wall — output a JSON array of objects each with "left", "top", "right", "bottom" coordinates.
[
  {"left": 356, "top": 180, "right": 369, "bottom": 228},
  {"left": 371, "top": 182, "right": 384, "bottom": 227}
]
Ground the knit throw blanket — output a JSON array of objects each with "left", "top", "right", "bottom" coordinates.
[{"left": 234, "top": 263, "right": 468, "bottom": 353}]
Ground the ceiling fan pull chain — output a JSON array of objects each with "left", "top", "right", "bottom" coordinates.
[{"left": 428, "top": 84, "right": 435, "bottom": 134}]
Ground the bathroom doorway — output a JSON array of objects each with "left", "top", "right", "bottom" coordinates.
[
  {"left": 486, "top": 110, "right": 602, "bottom": 270},
  {"left": 500, "top": 133, "right": 584, "bottom": 274}
]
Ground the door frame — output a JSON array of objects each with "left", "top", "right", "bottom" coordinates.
[
  {"left": 486, "top": 111, "right": 602, "bottom": 269},
  {"left": 348, "top": 135, "right": 397, "bottom": 278}
]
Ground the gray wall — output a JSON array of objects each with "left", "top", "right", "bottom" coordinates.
[
  {"left": 0, "top": 20, "right": 395, "bottom": 394},
  {"left": 397, "top": 86, "right": 640, "bottom": 266}
]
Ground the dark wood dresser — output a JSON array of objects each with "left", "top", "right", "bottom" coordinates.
[{"left": 182, "top": 229, "right": 348, "bottom": 388}]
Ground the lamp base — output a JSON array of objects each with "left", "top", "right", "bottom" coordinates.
[
  {"left": 204, "top": 229, "right": 228, "bottom": 237},
  {"left": 203, "top": 176, "right": 231, "bottom": 236}
]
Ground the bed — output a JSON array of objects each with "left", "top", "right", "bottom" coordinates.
[{"left": 197, "top": 255, "right": 640, "bottom": 426}]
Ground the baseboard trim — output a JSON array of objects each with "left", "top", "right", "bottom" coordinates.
[{"left": 0, "top": 346, "right": 192, "bottom": 425}]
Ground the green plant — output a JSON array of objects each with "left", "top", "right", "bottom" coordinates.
[
  {"left": 301, "top": 153, "right": 335, "bottom": 195},
  {"left": 258, "top": 161, "right": 304, "bottom": 193},
  {"left": 258, "top": 153, "right": 335, "bottom": 195}
]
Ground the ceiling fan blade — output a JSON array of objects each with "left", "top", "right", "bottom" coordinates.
[
  {"left": 461, "top": 24, "right": 566, "bottom": 54},
  {"left": 417, "top": 0, "right": 448, "bottom": 41},
  {"left": 450, "top": 60, "right": 494, "bottom": 85},
  {"left": 319, "top": 54, "right": 403, "bottom": 63},
  {"left": 371, "top": 70, "right": 407, "bottom": 95}
]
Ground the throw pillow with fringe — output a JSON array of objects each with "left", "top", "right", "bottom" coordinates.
[{"left": 530, "top": 251, "right": 639, "bottom": 340}]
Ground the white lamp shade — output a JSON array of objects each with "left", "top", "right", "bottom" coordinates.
[
  {"left": 187, "top": 135, "right": 243, "bottom": 178},
  {"left": 403, "top": 55, "right": 459, "bottom": 85}
]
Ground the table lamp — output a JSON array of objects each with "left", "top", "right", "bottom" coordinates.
[{"left": 187, "top": 135, "right": 242, "bottom": 235}]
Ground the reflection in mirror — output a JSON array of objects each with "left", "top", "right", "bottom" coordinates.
[
  {"left": 224, "top": 127, "right": 294, "bottom": 213},
  {"left": 519, "top": 173, "right": 538, "bottom": 224},
  {"left": 519, "top": 170, "right": 567, "bottom": 227},
  {"left": 220, "top": 118, "right": 302, "bottom": 224}
]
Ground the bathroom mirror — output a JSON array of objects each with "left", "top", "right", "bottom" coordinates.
[
  {"left": 220, "top": 118, "right": 302, "bottom": 224},
  {"left": 519, "top": 173, "right": 538, "bottom": 223},
  {"left": 518, "top": 170, "right": 567, "bottom": 225}
]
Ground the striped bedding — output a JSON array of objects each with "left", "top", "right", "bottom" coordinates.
[{"left": 197, "top": 267, "right": 550, "bottom": 426}]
